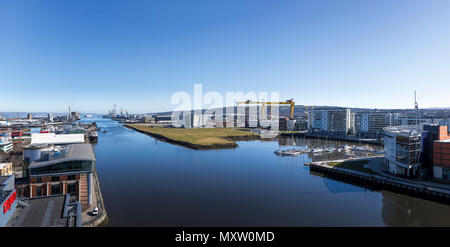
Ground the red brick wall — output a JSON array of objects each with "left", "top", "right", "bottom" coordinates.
[
  {"left": 438, "top": 126, "right": 449, "bottom": 140},
  {"left": 434, "top": 142, "right": 450, "bottom": 167},
  {"left": 79, "top": 173, "right": 88, "bottom": 205},
  {"left": 42, "top": 184, "right": 47, "bottom": 196}
]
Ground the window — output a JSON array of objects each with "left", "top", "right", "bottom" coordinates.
[
  {"left": 67, "top": 183, "right": 76, "bottom": 196},
  {"left": 36, "top": 186, "right": 42, "bottom": 196},
  {"left": 29, "top": 160, "right": 92, "bottom": 176},
  {"left": 68, "top": 175, "right": 76, "bottom": 180},
  {"left": 443, "top": 168, "right": 450, "bottom": 181},
  {"left": 51, "top": 184, "right": 60, "bottom": 195},
  {"left": 36, "top": 177, "right": 42, "bottom": 183},
  {"left": 51, "top": 176, "right": 60, "bottom": 182}
]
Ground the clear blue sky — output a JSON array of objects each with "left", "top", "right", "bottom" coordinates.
[{"left": 1, "top": 0, "right": 449, "bottom": 113}]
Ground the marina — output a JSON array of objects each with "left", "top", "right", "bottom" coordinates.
[
  {"left": 84, "top": 117, "right": 450, "bottom": 227},
  {"left": 274, "top": 144, "right": 383, "bottom": 158}
]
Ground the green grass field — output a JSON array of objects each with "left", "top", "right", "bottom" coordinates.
[
  {"left": 328, "top": 159, "right": 375, "bottom": 174},
  {"left": 125, "top": 124, "right": 259, "bottom": 148}
]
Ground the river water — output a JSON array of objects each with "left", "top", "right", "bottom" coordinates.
[{"left": 80, "top": 117, "right": 450, "bottom": 226}]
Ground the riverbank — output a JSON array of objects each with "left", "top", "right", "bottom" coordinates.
[
  {"left": 310, "top": 158, "right": 450, "bottom": 204},
  {"left": 82, "top": 170, "right": 108, "bottom": 227},
  {"left": 124, "top": 124, "right": 260, "bottom": 150}
]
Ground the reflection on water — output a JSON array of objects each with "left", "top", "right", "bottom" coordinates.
[
  {"left": 382, "top": 191, "right": 450, "bottom": 227},
  {"left": 323, "top": 178, "right": 367, "bottom": 194},
  {"left": 78, "top": 117, "right": 450, "bottom": 226}
]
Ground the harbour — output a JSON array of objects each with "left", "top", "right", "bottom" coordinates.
[{"left": 87, "top": 117, "right": 450, "bottom": 226}]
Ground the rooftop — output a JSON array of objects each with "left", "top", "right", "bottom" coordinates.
[
  {"left": 31, "top": 133, "right": 84, "bottom": 145},
  {"left": 0, "top": 176, "right": 9, "bottom": 185},
  {"left": 28, "top": 144, "right": 96, "bottom": 169},
  {"left": 384, "top": 125, "right": 422, "bottom": 137},
  {"left": 7, "top": 194, "right": 81, "bottom": 227}
]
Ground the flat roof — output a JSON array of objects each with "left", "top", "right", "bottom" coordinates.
[
  {"left": 28, "top": 144, "right": 96, "bottom": 169},
  {"left": 436, "top": 139, "right": 450, "bottom": 143},
  {"left": 31, "top": 133, "right": 84, "bottom": 145},
  {"left": 7, "top": 195, "right": 69, "bottom": 227},
  {"left": 0, "top": 175, "right": 10, "bottom": 185},
  {"left": 384, "top": 126, "right": 422, "bottom": 137}
]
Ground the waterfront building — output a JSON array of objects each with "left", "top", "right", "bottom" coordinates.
[
  {"left": 432, "top": 126, "right": 450, "bottom": 180},
  {"left": 286, "top": 119, "right": 296, "bottom": 131},
  {"left": 16, "top": 144, "right": 96, "bottom": 206},
  {"left": 421, "top": 125, "right": 449, "bottom": 175},
  {"left": 354, "top": 112, "right": 401, "bottom": 138},
  {"left": 30, "top": 133, "right": 84, "bottom": 145},
  {"left": 22, "top": 144, "right": 55, "bottom": 177},
  {"left": 399, "top": 117, "right": 432, "bottom": 127},
  {"left": 383, "top": 126, "right": 422, "bottom": 177},
  {"left": 0, "top": 163, "right": 12, "bottom": 176},
  {"left": 308, "top": 108, "right": 352, "bottom": 135},
  {"left": 155, "top": 115, "right": 173, "bottom": 124}
]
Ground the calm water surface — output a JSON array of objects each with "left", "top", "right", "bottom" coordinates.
[{"left": 81, "top": 117, "right": 450, "bottom": 226}]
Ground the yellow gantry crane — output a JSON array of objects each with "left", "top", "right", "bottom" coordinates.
[{"left": 237, "top": 99, "right": 295, "bottom": 118}]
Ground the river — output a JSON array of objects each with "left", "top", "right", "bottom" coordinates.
[{"left": 80, "top": 117, "right": 450, "bottom": 226}]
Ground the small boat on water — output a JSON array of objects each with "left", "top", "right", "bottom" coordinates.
[
  {"left": 274, "top": 149, "right": 302, "bottom": 157},
  {"left": 310, "top": 147, "right": 324, "bottom": 153},
  {"left": 352, "top": 145, "right": 374, "bottom": 152}
]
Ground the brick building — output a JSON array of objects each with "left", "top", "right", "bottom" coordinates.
[{"left": 16, "top": 144, "right": 96, "bottom": 206}]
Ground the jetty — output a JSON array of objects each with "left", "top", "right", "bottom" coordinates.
[{"left": 310, "top": 158, "right": 450, "bottom": 204}]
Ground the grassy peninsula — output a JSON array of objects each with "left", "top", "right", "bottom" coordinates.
[{"left": 124, "top": 124, "right": 260, "bottom": 149}]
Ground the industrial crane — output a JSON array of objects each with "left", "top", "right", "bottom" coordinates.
[{"left": 237, "top": 99, "right": 295, "bottom": 118}]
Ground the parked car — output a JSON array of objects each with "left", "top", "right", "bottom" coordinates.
[{"left": 92, "top": 207, "right": 99, "bottom": 216}]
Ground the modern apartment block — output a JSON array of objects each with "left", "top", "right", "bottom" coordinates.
[
  {"left": 308, "top": 108, "right": 352, "bottom": 135},
  {"left": 354, "top": 112, "right": 401, "bottom": 137},
  {"left": 383, "top": 126, "right": 422, "bottom": 177}
]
